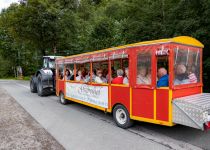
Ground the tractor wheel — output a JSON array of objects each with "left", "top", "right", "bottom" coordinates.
[
  {"left": 30, "top": 77, "right": 37, "bottom": 93},
  {"left": 37, "top": 74, "right": 51, "bottom": 96}
]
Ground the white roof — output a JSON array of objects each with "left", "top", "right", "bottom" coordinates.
[{"left": 43, "top": 56, "right": 63, "bottom": 59}]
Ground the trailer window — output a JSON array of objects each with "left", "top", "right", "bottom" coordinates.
[
  {"left": 110, "top": 58, "right": 129, "bottom": 85},
  {"left": 65, "top": 64, "right": 74, "bottom": 80},
  {"left": 75, "top": 63, "right": 90, "bottom": 82},
  {"left": 136, "top": 50, "right": 152, "bottom": 85},
  {"left": 174, "top": 48, "right": 200, "bottom": 85}
]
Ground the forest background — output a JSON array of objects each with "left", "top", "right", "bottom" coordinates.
[{"left": 0, "top": 0, "right": 210, "bottom": 91}]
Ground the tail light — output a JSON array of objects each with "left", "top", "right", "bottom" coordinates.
[{"left": 204, "top": 122, "right": 210, "bottom": 130}]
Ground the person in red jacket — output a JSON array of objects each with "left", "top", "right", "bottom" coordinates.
[{"left": 112, "top": 69, "right": 124, "bottom": 84}]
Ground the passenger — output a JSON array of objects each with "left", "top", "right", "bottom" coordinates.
[
  {"left": 188, "top": 72, "right": 197, "bottom": 83},
  {"left": 103, "top": 69, "right": 108, "bottom": 79},
  {"left": 137, "top": 66, "right": 151, "bottom": 84},
  {"left": 76, "top": 70, "right": 83, "bottom": 81},
  {"left": 84, "top": 70, "right": 96, "bottom": 82},
  {"left": 157, "top": 67, "right": 169, "bottom": 87},
  {"left": 95, "top": 69, "right": 107, "bottom": 83},
  {"left": 111, "top": 67, "right": 116, "bottom": 78},
  {"left": 65, "top": 69, "right": 71, "bottom": 80},
  {"left": 147, "top": 67, "right": 151, "bottom": 79},
  {"left": 187, "top": 66, "right": 197, "bottom": 83},
  {"left": 69, "top": 69, "right": 73, "bottom": 76},
  {"left": 82, "top": 68, "right": 88, "bottom": 78},
  {"left": 70, "top": 69, "right": 77, "bottom": 80},
  {"left": 174, "top": 64, "right": 189, "bottom": 85},
  {"left": 59, "top": 70, "right": 63, "bottom": 80},
  {"left": 92, "top": 71, "right": 96, "bottom": 81},
  {"left": 112, "top": 69, "right": 124, "bottom": 84},
  {"left": 123, "top": 68, "right": 129, "bottom": 84}
]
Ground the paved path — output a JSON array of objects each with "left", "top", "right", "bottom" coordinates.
[
  {"left": 0, "top": 87, "right": 64, "bottom": 150},
  {"left": 0, "top": 80, "right": 205, "bottom": 150}
]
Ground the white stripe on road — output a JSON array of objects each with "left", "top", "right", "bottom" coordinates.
[{"left": 16, "top": 83, "right": 30, "bottom": 90}]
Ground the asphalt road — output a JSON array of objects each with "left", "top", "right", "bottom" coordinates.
[{"left": 0, "top": 80, "right": 209, "bottom": 150}]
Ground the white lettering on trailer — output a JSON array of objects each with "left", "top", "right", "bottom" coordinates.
[{"left": 66, "top": 82, "right": 108, "bottom": 108}]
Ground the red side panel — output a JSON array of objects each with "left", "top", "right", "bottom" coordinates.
[
  {"left": 132, "top": 88, "right": 154, "bottom": 119},
  {"left": 59, "top": 80, "right": 65, "bottom": 93},
  {"left": 173, "top": 86, "right": 201, "bottom": 99},
  {"left": 156, "top": 89, "right": 169, "bottom": 121},
  {"left": 111, "top": 86, "right": 130, "bottom": 112},
  {"left": 56, "top": 79, "right": 59, "bottom": 96}
]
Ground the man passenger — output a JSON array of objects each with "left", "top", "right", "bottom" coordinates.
[{"left": 157, "top": 67, "right": 169, "bottom": 87}]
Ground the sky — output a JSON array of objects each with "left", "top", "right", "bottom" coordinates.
[{"left": 0, "top": 0, "right": 19, "bottom": 11}]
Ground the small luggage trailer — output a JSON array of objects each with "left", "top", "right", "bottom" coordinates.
[
  {"left": 173, "top": 93, "right": 210, "bottom": 130},
  {"left": 56, "top": 36, "right": 210, "bottom": 130}
]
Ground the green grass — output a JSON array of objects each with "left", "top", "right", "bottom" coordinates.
[
  {"left": 22, "top": 76, "right": 31, "bottom": 80},
  {"left": 0, "top": 76, "right": 31, "bottom": 81}
]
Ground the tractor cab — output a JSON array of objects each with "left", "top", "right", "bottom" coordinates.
[{"left": 43, "top": 56, "right": 61, "bottom": 69}]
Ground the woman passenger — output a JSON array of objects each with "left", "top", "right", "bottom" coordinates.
[
  {"left": 174, "top": 64, "right": 189, "bottom": 85},
  {"left": 76, "top": 70, "right": 83, "bottom": 81},
  {"left": 65, "top": 69, "right": 71, "bottom": 80},
  {"left": 136, "top": 66, "right": 151, "bottom": 84},
  {"left": 123, "top": 68, "right": 129, "bottom": 84},
  {"left": 95, "top": 69, "right": 107, "bottom": 83}
]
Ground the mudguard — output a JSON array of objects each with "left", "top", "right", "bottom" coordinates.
[{"left": 34, "top": 68, "right": 55, "bottom": 90}]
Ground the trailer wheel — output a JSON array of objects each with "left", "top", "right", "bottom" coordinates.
[
  {"left": 113, "top": 104, "right": 133, "bottom": 129},
  {"left": 30, "top": 77, "right": 37, "bottom": 93},
  {"left": 59, "top": 92, "right": 68, "bottom": 105}
]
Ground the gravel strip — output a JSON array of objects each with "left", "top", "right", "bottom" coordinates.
[{"left": 0, "top": 88, "right": 65, "bottom": 150}]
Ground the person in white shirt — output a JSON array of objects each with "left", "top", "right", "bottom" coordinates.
[
  {"left": 95, "top": 69, "right": 107, "bottom": 83},
  {"left": 123, "top": 67, "right": 129, "bottom": 84}
]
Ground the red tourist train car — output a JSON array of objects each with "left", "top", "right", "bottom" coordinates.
[{"left": 56, "top": 36, "right": 210, "bottom": 130}]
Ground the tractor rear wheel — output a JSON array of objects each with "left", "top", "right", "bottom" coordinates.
[
  {"left": 37, "top": 74, "right": 51, "bottom": 96},
  {"left": 30, "top": 77, "right": 37, "bottom": 93}
]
